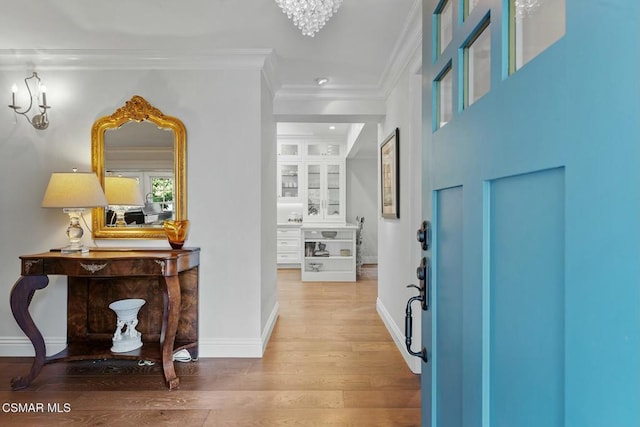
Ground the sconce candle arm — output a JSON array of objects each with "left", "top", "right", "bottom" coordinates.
[{"left": 8, "top": 72, "right": 50, "bottom": 130}]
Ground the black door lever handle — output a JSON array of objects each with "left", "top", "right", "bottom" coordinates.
[{"left": 404, "top": 288, "right": 428, "bottom": 363}]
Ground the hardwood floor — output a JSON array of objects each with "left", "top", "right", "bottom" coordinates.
[{"left": 0, "top": 266, "right": 421, "bottom": 426}]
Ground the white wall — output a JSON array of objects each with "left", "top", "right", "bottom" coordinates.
[
  {"left": 346, "top": 158, "right": 378, "bottom": 263},
  {"left": 0, "top": 64, "right": 277, "bottom": 357},
  {"left": 376, "top": 55, "right": 423, "bottom": 373}
]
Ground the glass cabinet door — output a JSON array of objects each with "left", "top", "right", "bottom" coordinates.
[
  {"left": 303, "top": 161, "right": 345, "bottom": 222},
  {"left": 325, "top": 163, "right": 342, "bottom": 220},
  {"left": 306, "top": 142, "right": 342, "bottom": 159},
  {"left": 277, "top": 162, "right": 300, "bottom": 201},
  {"left": 277, "top": 141, "right": 301, "bottom": 159},
  {"left": 305, "top": 163, "right": 322, "bottom": 219}
]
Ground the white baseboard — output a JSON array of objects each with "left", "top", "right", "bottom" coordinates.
[
  {"left": 261, "top": 301, "right": 279, "bottom": 355},
  {"left": 0, "top": 304, "right": 280, "bottom": 360},
  {"left": 0, "top": 336, "right": 67, "bottom": 357},
  {"left": 376, "top": 298, "right": 421, "bottom": 374},
  {"left": 0, "top": 337, "right": 270, "bottom": 359},
  {"left": 362, "top": 256, "right": 378, "bottom": 264},
  {"left": 198, "top": 338, "right": 263, "bottom": 358},
  {"left": 0, "top": 335, "right": 265, "bottom": 359},
  {"left": 195, "top": 303, "right": 279, "bottom": 358}
]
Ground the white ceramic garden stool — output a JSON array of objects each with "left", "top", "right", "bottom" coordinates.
[{"left": 109, "top": 298, "right": 146, "bottom": 353}]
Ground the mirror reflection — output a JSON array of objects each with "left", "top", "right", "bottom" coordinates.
[
  {"left": 92, "top": 95, "right": 187, "bottom": 240},
  {"left": 104, "top": 121, "right": 175, "bottom": 227}
]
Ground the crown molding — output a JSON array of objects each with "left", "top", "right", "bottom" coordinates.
[
  {"left": 378, "top": 0, "right": 423, "bottom": 97},
  {"left": 0, "top": 48, "right": 277, "bottom": 71},
  {"left": 277, "top": 134, "right": 344, "bottom": 143},
  {"left": 275, "top": 84, "right": 386, "bottom": 102}
]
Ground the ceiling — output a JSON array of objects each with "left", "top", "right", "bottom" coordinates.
[
  {"left": 1, "top": 0, "right": 419, "bottom": 90},
  {"left": 1, "top": 0, "right": 420, "bottom": 156}
]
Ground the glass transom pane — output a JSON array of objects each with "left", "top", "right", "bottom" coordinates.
[
  {"left": 439, "top": 0, "right": 453, "bottom": 55},
  {"left": 466, "top": 0, "right": 478, "bottom": 17},
  {"left": 438, "top": 67, "right": 453, "bottom": 128},
  {"left": 512, "top": 0, "right": 565, "bottom": 71},
  {"left": 466, "top": 23, "right": 491, "bottom": 106}
]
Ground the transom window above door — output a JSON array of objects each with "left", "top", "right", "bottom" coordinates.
[
  {"left": 509, "top": 0, "right": 566, "bottom": 72},
  {"left": 436, "top": 0, "right": 454, "bottom": 56},
  {"left": 464, "top": 18, "right": 491, "bottom": 108}
]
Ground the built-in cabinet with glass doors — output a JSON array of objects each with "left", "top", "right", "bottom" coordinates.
[
  {"left": 276, "top": 138, "right": 350, "bottom": 276},
  {"left": 303, "top": 160, "right": 345, "bottom": 223}
]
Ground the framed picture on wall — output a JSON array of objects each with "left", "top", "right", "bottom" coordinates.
[{"left": 380, "top": 128, "right": 399, "bottom": 219}]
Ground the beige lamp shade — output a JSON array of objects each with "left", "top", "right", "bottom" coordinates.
[
  {"left": 42, "top": 172, "right": 108, "bottom": 208},
  {"left": 105, "top": 176, "right": 144, "bottom": 206}
]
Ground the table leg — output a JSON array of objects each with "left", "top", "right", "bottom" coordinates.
[
  {"left": 9, "top": 275, "right": 50, "bottom": 390},
  {"left": 160, "top": 275, "right": 181, "bottom": 390}
]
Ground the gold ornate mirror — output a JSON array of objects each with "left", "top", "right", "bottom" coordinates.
[{"left": 91, "top": 95, "right": 186, "bottom": 239}]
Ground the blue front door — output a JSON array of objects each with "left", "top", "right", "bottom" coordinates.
[{"left": 421, "top": 1, "right": 639, "bottom": 426}]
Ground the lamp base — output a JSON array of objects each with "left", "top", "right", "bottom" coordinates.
[
  {"left": 61, "top": 245, "right": 90, "bottom": 254},
  {"left": 62, "top": 208, "right": 89, "bottom": 253}
]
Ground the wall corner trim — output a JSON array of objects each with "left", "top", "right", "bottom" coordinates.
[{"left": 261, "top": 302, "right": 280, "bottom": 356}]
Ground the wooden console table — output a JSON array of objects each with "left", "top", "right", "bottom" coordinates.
[{"left": 9, "top": 247, "right": 199, "bottom": 391}]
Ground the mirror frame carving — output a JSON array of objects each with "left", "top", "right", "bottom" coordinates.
[{"left": 91, "top": 95, "right": 187, "bottom": 239}]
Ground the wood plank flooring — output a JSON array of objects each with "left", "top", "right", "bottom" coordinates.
[{"left": 0, "top": 266, "right": 421, "bottom": 426}]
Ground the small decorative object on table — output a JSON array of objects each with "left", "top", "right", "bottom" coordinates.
[
  {"left": 305, "top": 242, "right": 316, "bottom": 257},
  {"left": 308, "top": 262, "right": 323, "bottom": 272},
  {"left": 313, "top": 242, "right": 330, "bottom": 257},
  {"left": 109, "top": 298, "right": 145, "bottom": 353},
  {"left": 164, "top": 219, "right": 190, "bottom": 249}
]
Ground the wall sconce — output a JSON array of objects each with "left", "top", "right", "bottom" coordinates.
[
  {"left": 41, "top": 169, "right": 108, "bottom": 253},
  {"left": 8, "top": 72, "right": 50, "bottom": 130}
]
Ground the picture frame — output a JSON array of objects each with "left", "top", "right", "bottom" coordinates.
[{"left": 380, "top": 128, "right": 399, "bottom": 219}]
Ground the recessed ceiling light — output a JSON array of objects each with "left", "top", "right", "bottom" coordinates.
[
  {"left": 315, "top": 77, "right": 329, "bottom": 86},
  {"left": 329, "top": 125, "right": 336, "bottom": 130}
]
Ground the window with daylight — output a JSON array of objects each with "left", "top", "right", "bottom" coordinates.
[
  {"left": 150, "top": 176, "right": 174, "bottom": 211},
  {"left": 510, "top": 0, "right": 565, "bottom": 72},
  {"left": 437, "top": 0, "right": 454, "bottom": 55},
  {"left": 465, "top": 20, "right": 491, "bottom": 107},
  {"left": 436, "top": 65, "right": 454, "bottom": 129}
]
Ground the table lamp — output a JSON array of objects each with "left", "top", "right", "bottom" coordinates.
[
  {"left": 41, "top": 170, "right": 108, "bottom": 253},
  {"left": 105, "top": 176, "right": 145, "bottom": 226}
]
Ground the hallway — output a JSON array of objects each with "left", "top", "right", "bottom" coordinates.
[{"left": 0, "top": 266, "right": 420, "bottom": 426}]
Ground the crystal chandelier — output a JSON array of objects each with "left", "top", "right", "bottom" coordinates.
[
  {"left": 275, "top": 0, "right": 343, "bottom": 37},
  {"left": 514, "top": 0, "right": 542, "bottom": 18}
]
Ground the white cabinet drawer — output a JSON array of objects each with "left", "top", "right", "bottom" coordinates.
[
  {"left": 277, "top": 228, "right": 301, "bottom": 237},
  {"left": 277, "top": 226, "right": 302, "bottom": 266},
  {"left": 277, "top": 252, "right": 301, "bottom": 263},
  {"left": 277, "top": 238, "right": 300, "bottom": 249}
]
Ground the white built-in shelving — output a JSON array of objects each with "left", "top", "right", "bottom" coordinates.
[{"left": 301, "top": 225, "right": 357, "bottom": 282}]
